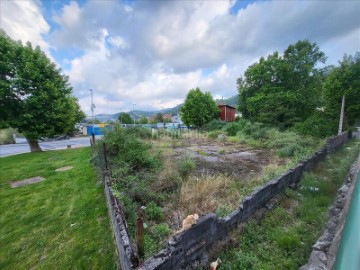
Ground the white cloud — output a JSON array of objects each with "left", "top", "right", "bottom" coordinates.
[
  {"left": 0, "top": 0, "right": 50, "bottom": 53},
  {"left": 3, "top": 0, "right": 359, "bottom": 115}
]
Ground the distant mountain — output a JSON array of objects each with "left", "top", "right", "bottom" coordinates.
[
  {"left": 215, "top": 95, "right": 238, "bottom": 107},
  {"left": 88, "top": 95, "right": 238, "bottom": 122}
]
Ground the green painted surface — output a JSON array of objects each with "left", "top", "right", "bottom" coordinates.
[{"left": 334, "top": 170, "right": 360, "bottom": 270}]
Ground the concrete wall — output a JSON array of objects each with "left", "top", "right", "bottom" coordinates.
[{"left": 101, "top": 132, "right": 350, "bottom": 270}]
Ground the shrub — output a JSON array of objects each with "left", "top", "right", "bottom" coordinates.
[
  {"left": 145, "top": 202, "right": 164, "bottom": 221},
  {"left": 103, "top": 124, "right": 160, "bottom": 172},
  {"left": 243, "top": 122, "right": 268, "bottom": 140},
  {"left": 216, "top": 204, "right": 232, "bottom": 218},
  {"left": 277, "top": 143, "right": 305, "bottom": 158},
  {"left": 178, "top": 155, "right": 196, "bottom": 179},
  {"left": 205, "top": 119, "right": 227, "bottom": 131},
  {"left": 223, "top": 122, "right": 241, "bottom": 136},
  {"left": 222, "top": 119, "right": 248, "bottom": 136},
  {"left": 124, "top": 127, "right": 152, "bottom": 139},
  {"left": 208, "top": 130, "right": 225, "bottom": 139},
  {"left": 294, "top": 111, "right": 337, "bottom": 138},
  {"left": 151, "top": 223, "right": 171, "bottom": 238}
]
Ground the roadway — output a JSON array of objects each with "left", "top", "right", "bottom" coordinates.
[{"left": 0, "top": 137, "right": 94, "bottom": 157}]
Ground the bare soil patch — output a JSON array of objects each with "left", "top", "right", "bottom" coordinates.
[
  {"left": 55, "top": 166, "right": 73, "bottom": 172},
  {"left": 9, "top": 176, "right": 45, "bottom": 188},
  {"left": 172, "top": 138, "right": 278, "bottom": 180}
]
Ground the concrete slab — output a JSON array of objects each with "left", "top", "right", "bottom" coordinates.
[
  {"left": 55, "top": 166, "right": 73, "bottom": 172},
  {"left": 9, "top": 176, "right": 45, "bottom": 188}
]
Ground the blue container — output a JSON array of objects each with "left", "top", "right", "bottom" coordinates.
[{"left": 86, "top": 125, "right": 112, "bottom": 135}]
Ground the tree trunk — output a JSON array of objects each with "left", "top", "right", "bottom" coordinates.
[{"left": 26, "top": 137, "right": 42, "bottom": 152}]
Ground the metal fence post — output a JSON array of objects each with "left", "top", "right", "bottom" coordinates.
[
  {"left": 103, "top": 142, "right": 108, "bottom": 170},
  {"left": 136, "top": 216, "right": 144, "bottom": 259}
]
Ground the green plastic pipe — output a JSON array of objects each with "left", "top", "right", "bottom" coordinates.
[{"left": 334, "top": 170, "right": 360, "bottom": 270}]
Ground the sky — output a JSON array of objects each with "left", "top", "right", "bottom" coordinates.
[{"left": 1, "top": 0, "right": 359, "bottom": 116}]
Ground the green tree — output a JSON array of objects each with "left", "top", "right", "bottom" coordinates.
[
  {"left": 323, "top": 52, "right": 360, "bottom": 128},
  {"left": 118, "top": 112, "right": 133, "bottom": 124},
  {"left": 180, "top": 87, "right": 219, "bottom": 128},
  {"left": 238, "top": 40, "right": 326, "bottom": 128},
  {"left": 139, "top": 116, "right": 148, "bottom": 124},
  {"left": 154, "top": 113, "right": 163, "bottom": 123},
  {"left": 0, "top": 31, "right": 85, "bottom": 152}
]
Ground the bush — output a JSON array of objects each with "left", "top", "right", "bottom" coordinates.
[
  {"left": 145, "top": 202, "right": 164, "bottom": 221},
  {"left": 216, "top": 204, "right": 232, "bottom": 218},
  {"left": 223, "top": 122, "right": 241, "bottom": 136},
  {"left": 103, "top": 124, "right": 160, "bottom": 172},
  {"left": 277, "top": 143, "right": 305, "bottom": 158},
  {"left": 243, "top": 122, "right": 268, "bottom": 140},
  {"left": 178, "top": 155, "right": 196, "bottom": 179},
  {"left": 205, "top": 119, "right": 227, "bottom": 131},
  {"left": 294, "top": 111, "right": 337, "bottom": 138},
  {"left": 208, "top": 130, "right": 225, "bottom": 139},
  {"left": 151, "top": 223, "right": 171, "bottom": 238},
  {"left": 124, "top": 127, "right": 152, "bottom": 139}
]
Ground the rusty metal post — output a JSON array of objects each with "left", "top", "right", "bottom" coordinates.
[
  {"left": 103, "top": 142, "right": 108, "bottom": 170},
  {"left": 136, "top": 217, "right": 144, "bottom": 259},
  {"left": 91, "top": 132, "right": 95, "bottom": 145}
]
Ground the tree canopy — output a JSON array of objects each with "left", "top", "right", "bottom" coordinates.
[
  {"left": 154, "top": 113, "right": 164, "bottom": 123},
  {"left": 139, "top": 115, "right": 148, "bottom": 124},
  {"left": 238, "top": 40, "right": 326, "bottom": 128},
  {"left": 0, "top": 30, "right": 85, "bottom": 151},
  {"left": 323, "top": 52, "right": 360, "bottom": 128},
  {"left": 118, "top": 112, "right": 133, "bottom": 124},
  {"left": 180, "top": 87, "right": 219, "bottom": 128}
]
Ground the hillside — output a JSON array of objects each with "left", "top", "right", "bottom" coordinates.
[{"left": 89, "top": 95, "right": 238, "bottom": 122}]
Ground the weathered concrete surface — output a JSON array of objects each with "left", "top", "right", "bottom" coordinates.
[
  {"left": 9, "top": 176, "right": 45, "bottom": 188},
  {"left": 55, "top": 166, "right": 73, "bottom": 172}
]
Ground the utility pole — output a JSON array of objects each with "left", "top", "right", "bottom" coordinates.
[
  {"left": 177, "top": 104, "right": 179, "bottom": 123},
  {"left": 133, "top": 104, "right": 136, "bottom": 126},
  {"left": 338, "top": 95, "right": 345, "bottom": 135}
]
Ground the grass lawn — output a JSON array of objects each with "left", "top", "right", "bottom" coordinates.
[
  {"left": 0, "top": 147, "right": 116, "bottom": 269},
  {"left": 215, "top": 140, "right": 360, "bottom": 269}
]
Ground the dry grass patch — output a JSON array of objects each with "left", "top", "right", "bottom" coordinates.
[
  {"left": 178, "top": 174, "right": 241, "bottom": 215},
  {"left": 151, "top": 158, "right": 181, "bottom": 192}
]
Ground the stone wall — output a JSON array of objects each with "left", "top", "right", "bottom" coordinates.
[{"left": 102, "top": 132, "right": 350, "bottom": 269}]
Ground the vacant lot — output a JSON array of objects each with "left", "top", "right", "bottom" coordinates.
[
  {"left": 101, "top": 127, "right": 323, "bottom": 258},
  {"left": 0, "top": 148, "right": 116, "bottom": 269}
]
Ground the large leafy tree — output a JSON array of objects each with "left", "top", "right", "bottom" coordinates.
[
  {"left": 0, "top": 31, "right": 85, "bottom": 152},
  {"left": 154, "top": 113, "right": 163, "bottom": 123},
  {"left": 118, "top": 112, "right": 133, "bottom": 124},
  {"left": 180, "top": 87, "right": 219, "bottom": 128},
  {"left": 238, "top": 40, "right": 326, "bottom": 128},
  {"left": 323, "top": 52, "right": 360, "bottom": 128},
  {"left": 139, "top": 115, "right": 148, "bottom": 124}
]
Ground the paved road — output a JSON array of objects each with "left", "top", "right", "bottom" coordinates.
[{"left": 0, "top": 137, "right": 95, "bottom": 157}]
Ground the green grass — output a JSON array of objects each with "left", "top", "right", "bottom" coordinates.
[
  {"left": 215, "top": 140, "right": 360, "bottom": 270},
  {"left": 0, "top": 148, "right": 116, "bottom": 269}
]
